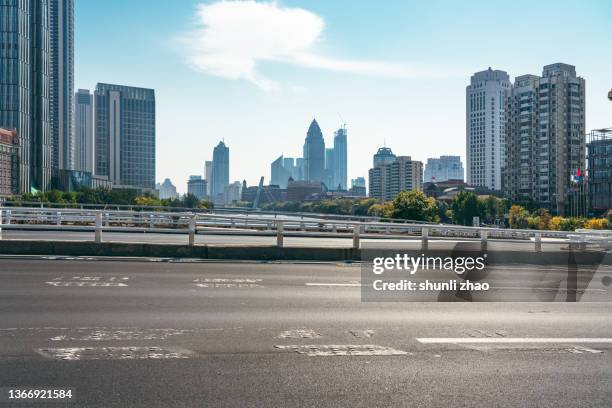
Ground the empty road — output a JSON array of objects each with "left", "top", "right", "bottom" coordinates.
[{"left": 1, "top": 257, "right": 611, "bottom": 407}]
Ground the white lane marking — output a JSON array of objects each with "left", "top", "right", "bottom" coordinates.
[
  {"left": 193, "top": 278, "right": 264, "bottom": 288},
  {"left": 46, "top": 276, "right": 129, "bottom": 287},
  {"left": 278, "top": 329, "right": 321, "bottom": 339},
  {"left": 37, "top": 346, "right": 193, "bottom": 361},
  {"left": 416, "top": 338, "right": 612, "bottom": 344},
  {"left": 305, "top": 283, "right": 363, "bottom": 287},
  {"left": 274, "top": 344, "right": 408, "bottom": 356}
]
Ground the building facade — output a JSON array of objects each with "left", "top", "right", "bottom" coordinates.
[
  {"left": 211, "top": 141, "right": 229, "bottom": 197},
  {"left": 0, "top": 0, "right": 53, "bottom": 193},
  {"left": 94, "top": 83, "right": 156, "bottom": 189},
  {"left": 324, "top": 147, "right": 335, "bottom": 189},
  {"left": 587, "top": 128, "right": 612, "bottom": 213},
  {"left": 49, "top": 0, "right": 74, "bottom": 171},
  {"left": 466, "top": 68, "right": 511, "bottom": 191},
  {"left": 349, "top": 177, "right": 366, "bottom": 196},
  {"left": 503, "top": 63, "right": 585, "bottom": 214},
  {"left": 73, "top": 89, "right": 93, "bottom": 172},
  {"left": 333, "top": 127, "right": 348, "bottom": 190},
  {"left": 157, "top": 178, "right": 178, "bottom": 199},
  {"left": 204, "top": 160, "right": 212, "bottom": 195},
  {"left": 271, "top": 155, "right": 291, "bottom": 188},
  {"left": 411, "top": 160, "right": 423, "bottom": 191},
  {"left": 0, "top": 128, "right": 19, "bottom": 198},
  {"left": 303, "top": 119, "right": 325, "bottom": 182},
  {"left": 187, "top": 175, "right": 207, "bottom": 200},
  {"left": 423, "top": 156, "right": 464, "bottom": 183},
  {"left": 373, "top": 147, "right": 396, "bottom": 168},
  {"left": 369, "top": 155, "right": 419, "bottom": 201}
]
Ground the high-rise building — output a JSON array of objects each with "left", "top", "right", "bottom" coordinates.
[
  {"left": 373, "top": 147, "right": 396, "bottom": 168},
  {"left": 222, "top": 181, "right": 241, "bottom": 205},
  {"left": 411, "top": 160, "right": 423, "bottom": 191},
  {"left": 271, "top": 155, "right": 291, "bottom": 188},
  {"left": 587, "top": 128, "right": 612, "bottom": 212},
  {"left": 324, "top": 147, "right": 335, "bottom": 189},
  {"left": 503, "top": 63, "right": 585, "bottom": 214},
  {"left": 73, "top": 89, "right": 93, "bottom": 172},
  {"left": 466, "top": 68, "right": 511, "bottom": 191},
  {"left": 187, "top": 175, "right": 207, "bottom": 200},
  {"left": 49, "top": 0, "right": 74, "bottom": 171},
  {"left": 368, "top": 154, "right": 420, "bottom": 201},
  {"left": 295, "top": 158, "right": 305, "bottom": 180},
  {"left": 333, "top": 127, "right": 348, "bottom": 190},
  {"left": 0, "top": 0, "right": 52, "bottom": 193},
  {"left": 94, "top": 83, "right": 156, "bottom": 188},
  {"left": 211, "top": 141, "right": 229, "bottom": 197},
  {"left": 0, "top": 128, "right": 20, "bottom": 198},
  {"left": 423, "top": 156, "right": 464, "bottom": 183},
  {"left": 283, "top": 157, "right": 297, "bottom": 180},
  {"left": 349, "top": 177, "right": 366, "bottom": 196},
  {"left": 303, "top": 119, "right": 325, "bottom": 182},
  {"left": 204, "top": 160, "right": 213, "bottom": 195},
  {"left": 157, "top": 178, "right": 178, "bottom": 199}
]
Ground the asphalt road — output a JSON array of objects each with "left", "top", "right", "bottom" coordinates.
[
  {"left": 1, "top": 229, "right": 570, "bottom": 252},
  {"left": 1, "top": 257, "right": 612, "bottom": 407}
]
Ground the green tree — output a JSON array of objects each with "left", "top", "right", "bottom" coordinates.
[
  {"left": 450, "top": 191, "right": 480, "bottom": 226},
  {"left": 391, "top": 190, "right": 438, "bottom": 222},
  {"left": 508, "top": 205, "right": 529, "bottom": 229}
]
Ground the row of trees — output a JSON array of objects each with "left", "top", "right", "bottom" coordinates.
[
  {"left": 263, "top": 191, "right": 509, "bottom": 225},
  {"left": 508, "top": 205, "right": 611, "bottom": 231},
  {"left": 8, "top": 188, "right": 214, "bottom": 210}
]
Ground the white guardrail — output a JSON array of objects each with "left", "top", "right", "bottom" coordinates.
[{"left": 0, "top": 206, "right": 610, "bottom": 251}]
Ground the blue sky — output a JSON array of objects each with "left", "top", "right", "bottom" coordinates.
[{"left": 75, "top": 0, "right": 612, "bottom": 193}]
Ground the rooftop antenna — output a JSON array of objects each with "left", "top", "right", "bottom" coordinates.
[{"left": 337, "top": 113, "right": 348, "bottom": 130}]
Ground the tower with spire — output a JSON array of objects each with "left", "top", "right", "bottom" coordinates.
[{"left": 302, "top": 119, "right": 326, "bottom": 183}]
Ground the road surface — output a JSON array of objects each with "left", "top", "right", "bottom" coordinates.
[{"left": 1, "top": 257, "right": 611, "bottom": 407}]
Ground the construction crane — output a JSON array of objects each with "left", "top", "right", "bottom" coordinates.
[{"left": 337, "top": 113, "right": 348, "bottom": 130}]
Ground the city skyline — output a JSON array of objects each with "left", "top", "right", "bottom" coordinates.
[{"left": 73, "top": 1, "right": 612, "bottom": 193}]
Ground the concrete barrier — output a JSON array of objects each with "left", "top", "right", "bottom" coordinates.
[{"left": 0, "top": 240, "right": 361, "bottom": 262}]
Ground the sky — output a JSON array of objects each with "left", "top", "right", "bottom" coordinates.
[{"left": 75, "top": 0, "right": 612, "bottom": 193}]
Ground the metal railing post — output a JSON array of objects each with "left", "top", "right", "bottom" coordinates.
[
  {"left": 56, "top": 211, "right": 62, "bottom": 226},
  {"left": 353, "top": 225, "right": 361, "bottom": 249},
  {"left": 421, "top": 227, "right": 429, "bottom": 251},
  {"left": 0, "top": 208, "right": 3, "bottom": 240},
  {"left": 94, "top": 212, "right": 103, "bottom": 243},
  {"left": 188, "top": 215, "right": 196, "bottom": 246},
  {"left": 535, "top": 233, "right": 542, "bottom": 252},
  {"left": 480, "top": 230, "right": 488, "bottom": 252},
  {"left": 4, "top": 209, "right": 9, "bottom": 225},
  {"left": 277, "top": 221, "right": 284, "bottom": 248}
]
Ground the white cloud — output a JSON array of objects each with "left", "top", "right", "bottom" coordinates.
[{"left": 182, "top": 1, "right": 451, "bottom": 91}]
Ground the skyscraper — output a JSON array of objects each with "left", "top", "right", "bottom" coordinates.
[
  {"left": 94, "top": 83, "right": 156, "bottom": 188},
  {"left": 333, "top": 127, "right": 348, "bottom": 190},
  {"left": 211, "top": 141, "right": 229, "bottom": 197},
  {"left": 49, "top": 0, "right": 74, "bottom": 170},
  {"left": 204, "top": 160, "right": 213, "bottom": 195},
  {"left": 73, "top": 89, "right": 93, "bottom": 172},
  {"left": 303, "top": 119, "right": 325, "bottom": 182},
  {"left": 0, "top": 0, "right": 52, "bottom": 192},
  {"left": 466, "top": 68, "right": 511, "bottom": 191},
  {"left": 271, "top": 155, "right": 291, "bottom": 188},
  {"left": 503, "top": 63, "right": 586, "bottom": 214},
  {"left": 324, "top": 147, "right": 335, "bottom": 188},
  {"left": 423, "top": 156, "right": 464, "bottom": 183},
  {"left": 373, "top": 147, "right": 396, "bottom": 168}
]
